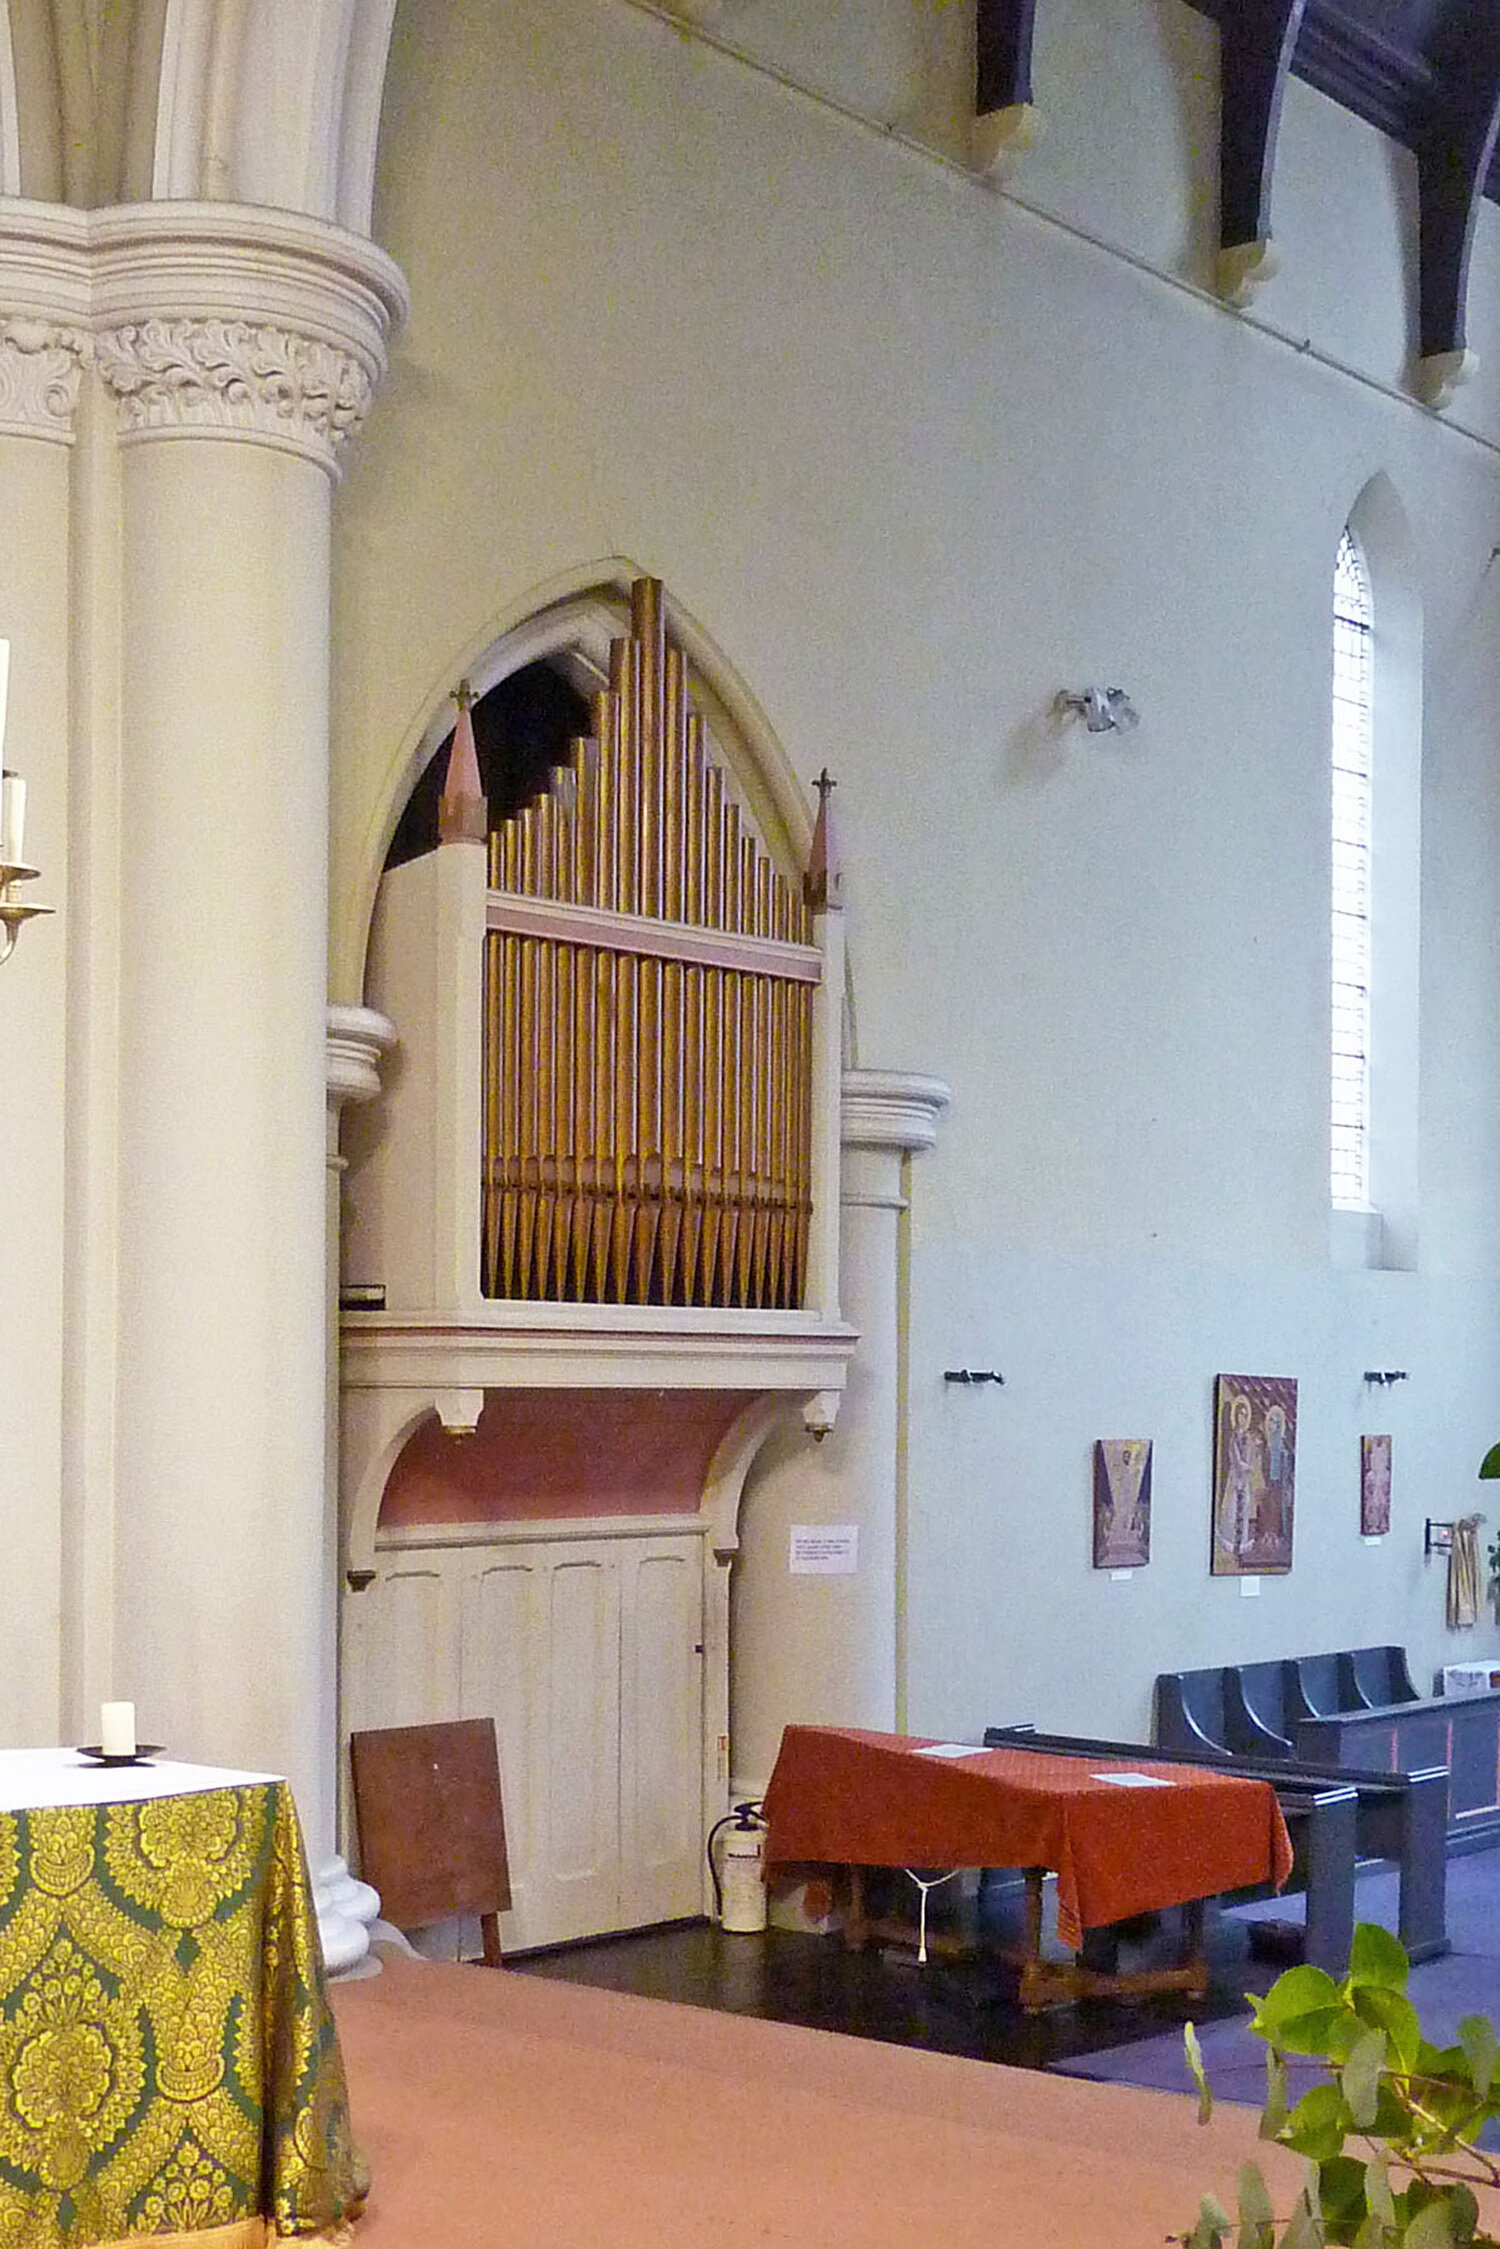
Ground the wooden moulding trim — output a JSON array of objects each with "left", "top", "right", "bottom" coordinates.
[
  {"left": 485, "top": 889, "right": 822, "bottom": 983},
  {"left": 377, "top": 1513, "right": 714, "bottom": 1551}
]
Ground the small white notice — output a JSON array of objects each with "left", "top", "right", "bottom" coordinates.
[
  {"left": 1092, "top": 1771, "right": 1173, "bottom": 1788},
  {"left": 915, "top": 1742, "right": 985, "bottom": 1759},
  {"left": 789, "top": 1525, "right": 859, "bottom": 1575},
  {"left": 1240, "top": 1576, "right": 1262, "bottom": 1598}
]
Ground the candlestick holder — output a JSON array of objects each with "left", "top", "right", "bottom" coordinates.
[{"left": 0, "top": 859, "right": 52, "bottom": 964}]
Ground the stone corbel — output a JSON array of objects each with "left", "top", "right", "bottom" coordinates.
[
  {"left": 972, "top": 0, "right": 1041, "bottom": 180},
  {"left": 1213, "top": 0, "right": 1309, "bottom": 307}
]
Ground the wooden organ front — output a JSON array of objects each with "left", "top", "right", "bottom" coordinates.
[
  {"left": 481, "top": 580, "right": 817, "bottom": 1312},
  {"left": 339, "top": 577, "right": 856, "bottom": 1949}
]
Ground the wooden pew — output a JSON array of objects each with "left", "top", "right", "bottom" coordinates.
[
  {"left": 983, "top": 1724, "right": 1448, "bottom": 1969},
  {"left": 1158, "top": 1652, "right": 1500, "bottom": 1854}
]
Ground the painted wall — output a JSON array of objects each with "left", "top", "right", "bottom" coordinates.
[{"left": 331, "top": 0, "right": 1500, "bottom": 1759}]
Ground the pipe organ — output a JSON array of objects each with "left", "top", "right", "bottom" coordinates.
[{"left": 481, "top": 580, "right": 818, "bottom": 1310}]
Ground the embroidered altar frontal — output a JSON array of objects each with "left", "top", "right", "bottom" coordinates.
[{"left": 0, "top": 1778, "right": 359, "bottom": 2246}]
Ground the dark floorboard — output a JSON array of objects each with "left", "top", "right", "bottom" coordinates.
[{"left": 512, "top": 1883, "right": 1288, "bottom": 2073}]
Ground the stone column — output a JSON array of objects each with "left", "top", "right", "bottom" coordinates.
[
  {"left": 94, "top": 208, "right": 405, "bottom": 1858},
  {"left": 319, "top": 1003, "right": 396, "bottom": 1971},
  {"left": 730, "top": 1068, "right": 949, "bottom": 1786},
  {"left": 0, "top": 217, "right": 89, "bottom": 1744}
]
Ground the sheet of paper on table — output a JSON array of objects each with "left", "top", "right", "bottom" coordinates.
[
  {"left": 914, "top": 1743, "right": 988, "bottom": 1758},
  {"left": 1092, "top": 1771, "right": 1174, "bottom": 1787}
]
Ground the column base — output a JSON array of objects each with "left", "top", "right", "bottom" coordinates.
[{"left": 314, "top": 1854, "right": 382, "bottom": 1977}]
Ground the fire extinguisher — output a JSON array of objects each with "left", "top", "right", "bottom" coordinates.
[{"left": 707, "top": 1801, "right": 767, "bottom": 1933}]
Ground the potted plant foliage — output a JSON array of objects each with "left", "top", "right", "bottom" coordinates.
[{"left": 1180, "top": 1924, "right": 1500, "bottom": 2247}]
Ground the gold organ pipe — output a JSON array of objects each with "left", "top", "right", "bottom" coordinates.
[
  {"left": 531, "top": 930, "right": 547, "bottom": 1302},
  {"left": 479, "top": 577, "right": 815, "bottom": 1308},
  {"left": 703, "top": 763, "right": 723, "bottom": 930},
  {"left": 662, "top": 648, "right": 685, "bottom": 925},
  {"left": 616, "top": 639, "right": 638, "bottom": 918},
  {"left": 684, "top": 715, "right": 704, "bottom": 928}
]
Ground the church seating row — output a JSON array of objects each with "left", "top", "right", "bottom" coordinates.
[
  {"left": 1155, "top": 1646, "right": 1500, "bottom": 1852},
  {"left": 983, "top": 1723, "right": 1448, "bottom": 1970}
]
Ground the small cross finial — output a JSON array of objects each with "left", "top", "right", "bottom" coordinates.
[
  {"left": 804, "top": 768, "right": 842, "bottom": 913},
  {"left": 454, "top": 678, "right": 476, "bottom": 713}
]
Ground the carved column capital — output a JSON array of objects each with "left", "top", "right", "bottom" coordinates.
[
  {"left": 0, "top": 204, "right": 93, "bottom": 444},
  {"left": 90, "top": 204, "right": 409, "bottom": 480},
  {"left": 94, "top": 317, "right": 375, "bottom": 469},
  {"left": 0, "top": 318, "right": 91, "bottom": 442}
]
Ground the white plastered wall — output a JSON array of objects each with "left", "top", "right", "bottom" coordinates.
[{"left": 330, "top": 0, "right": 1500, "bottom": 1756}]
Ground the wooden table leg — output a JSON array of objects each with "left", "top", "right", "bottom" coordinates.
[{"left": 1010, "top": 1875, "right": 1214, "bottom": 2012}]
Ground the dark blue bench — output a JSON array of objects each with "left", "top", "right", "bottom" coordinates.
[
  {"left": 986, "top": 1719, "right": 1448, "bottom": 1969},
  {"left": 1157, "top": 1646, "right": 1500, "bottom": 1854}
]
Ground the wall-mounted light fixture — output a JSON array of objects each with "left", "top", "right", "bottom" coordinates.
[
  {"left": 0, "top": 642, "right": 53, "bottom": 965},
  {"left": 1053, "top": 686, "right": 1140, "bottom": 735}
]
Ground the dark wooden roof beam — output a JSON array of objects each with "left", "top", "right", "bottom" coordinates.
[
  {"left": 1216, "top": 0, "right": 1311, "bottom": 303},
  {"left": 971, "top": 0, "right": 1040, "bottom": 179},
  {"left": 1416, "top": 9, "right": 1500, "bottom": 406}
]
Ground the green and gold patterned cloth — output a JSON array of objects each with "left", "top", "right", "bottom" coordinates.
[{"left": 0, "top": 1776, "right": 361, "bottom": 2246}]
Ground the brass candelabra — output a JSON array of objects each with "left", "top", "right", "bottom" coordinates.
[{"left": 0, "top": 858, "right": 51, "bottom": 964}]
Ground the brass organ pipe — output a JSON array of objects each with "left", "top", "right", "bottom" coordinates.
[
  {"left": 704, "top": 763, "right": 723, "bottom": 930},
  {"left": 606, "top": 644, "right": 626, "bottom": 914},
  {"left": 616, "top": 638, "right": 638, "bottom": 918},
  {"left": 591, "top": 693, "right": 612, "bottom": 913},
  {"left": 662, "top": 649, "right": 685, "bottom": 924},
  {"left": 592, "top": 946, "right": 612, "bottom": 1297},
  {"left": 684, "top": 715, "right": 704, "bottom": 928},
  {"left": 759, "top": 969, "right": 776, "bottom": 1301},
  {"left": 483, "top": 931, "right": 500, "bottom": 1291},
  {"left": 533, "top": 931, "right": 554, "bottom": 1295}
]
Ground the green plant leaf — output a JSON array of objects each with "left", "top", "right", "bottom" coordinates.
[
  {"left": 1261, "top": 2047, "right": 1290, "bottom": 2140},
  {"left": 1282, "top": 2083, "right": 1354, "bottom": 2163},
  {"left": 1237, "top": 2161, "right": 1275, "bottom": 2231},
  {"left": 1458, "top": 2016, "right": 1500, "bottom": 2102},
  {"left": 1318, "top": 2153, "right": 1370, "bottom": 2228},
  {"left": 1257, "top": 1966, "right": 1346, "bottom": 2026},
  {"left": 1186, "top": 2022, "right": 1214, "bottom": 2124},
  {"left": 1281, "top": 2185, "right": 1326, "bottom": 2249},
  {"left": 1188, "top": 2192, "right": 1233, "bottom": 2249},
  {"left": 1349, "top": 2218, "right": 1388, "bottom": 2249},
  {"left": 1402, "top": 2194, "right": 1463, "bottom": 2248},
  {"left": 1364, "top": 2155, "right": 1394, "bottom": 2226},
  {"left": 1351, "top": 1987, "right": 1423, "bottom": 2074},
  {"left": 1348, "top": 1925, "right": 1410, "bottom": 1996},
  {"left": 1343, "top": 2027, "right": 1389, "bottom": 2130}
]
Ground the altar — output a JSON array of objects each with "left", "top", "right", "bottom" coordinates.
[{"left": 0, "top": 1749, "right": 362, "bottom": 2247}]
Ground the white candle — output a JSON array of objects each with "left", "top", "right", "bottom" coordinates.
[
  {"left": 0, "top": 771, "right": 23, "bottom": 869},
  {"left": 100, "top": 1701, "right": 136, "bottom": 1757},
  {"left": 0, "top": 640, "right": 9, "bottom": 763}
]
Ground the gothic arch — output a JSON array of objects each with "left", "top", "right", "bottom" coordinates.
[{"left": 347, "top": 558, "right": 819, "bottom": 1005}]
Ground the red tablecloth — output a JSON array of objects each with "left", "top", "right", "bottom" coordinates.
[{"left": 761, "top": 1726, "right": 1293, "bottom": 1949}]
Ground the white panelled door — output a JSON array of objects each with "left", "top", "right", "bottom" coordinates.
[{"left": 344, "top": 1525, "right": 706, "bottom": 1950}]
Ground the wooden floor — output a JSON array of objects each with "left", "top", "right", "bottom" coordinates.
[
  {"left": 511, "top": 1884, "right": 1280, "bottom": 2074},
  {"left": 331, "top": 1948, "right": 1299, "bottom": 2249}
]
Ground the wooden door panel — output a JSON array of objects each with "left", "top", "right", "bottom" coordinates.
[{"left": 620, "top": 1541, "right": 703, "bottom": 1926}]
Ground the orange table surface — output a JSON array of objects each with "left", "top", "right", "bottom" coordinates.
[{"left": 761, "top": 1726, "right": 1293, "bottom": 1949}]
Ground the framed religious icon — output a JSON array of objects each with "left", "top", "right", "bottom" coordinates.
[
  {"left": 1211, "top": 1375, "right": 1297, "bottom": 1576},
  {"left": 1093, "top": 1440, "right": 1152, "bottom": 1568},
  {"left": 1361, "top": 1434, "right": 1392, "bottom": 1537}
]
